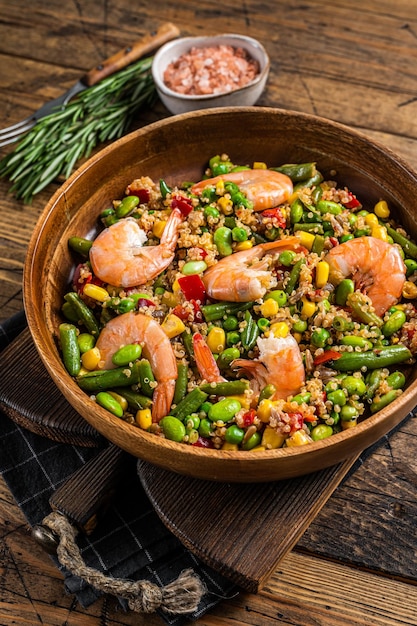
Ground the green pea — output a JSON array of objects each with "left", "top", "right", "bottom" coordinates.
[
  {"left": 115, "top": 195, "right": 140, "bottom": 218},
  {"left": 232, "top": 227, "right": 248, "bottom": 242},
  {"left": 278, "top": 250, "right": 296, "bottom": 266},
  {"left": 386, "top": 371, "right": 406, "bottom": 390},
  {"left": 242, "top": 431, "right": 262, "bottom": 450},
  {"left": 265, "top": 290, "right": 287, "bottom": 307},
  {"left": 96, "top": 391, "right": 124, "bottom": 418},
  {"left": 381, "top": 309, "right": 406, "bottom": 337},
  {"left": 224, "top": 181, "right": 240, "bottom": 196},
  {"left": 226, "top": 331, "right": 240, "bottom": 346},
  {"left": 311, "top": 424, "right": 333, "bottom": 441},
  {"left": 340, "top": 404, "right": 359, "bottom": 421},
  {"left": 257, "top": 317, "right": 270, "bottom": 333},
  {"left": 405, "top": 258, "right": 417, "bottom": 277},
  {"left": 160, "top": 416, "right": 186, "bottom": 442},
  {"left": 214, "top": 227, "right": 233, "bottom": 256},
  {"left": 224, "top": 216, "right": 237, "bottom": 229},
  {"left": 223, "top": 315, "right": 239, "bottom": 331},
  {"left": 340, "top": 335, "right": 372, "bottom": 350},
  {"left": 199, "top": 418, "right": 213, "bottom": 437},
  {"left": 311, "top": 328, "right": 331, "bottom": 348},
  {"left": 200, "top": 402, "right": 213, "bottom": 414},
  {"left": 327, "top": 389, "right": 347, "bottom": 407},
  {"left": 208, "top": 398, "right": 241, "bottom": 422},
  {"left": 354, "top": 227, "right": 371, "bottom": 237},
  {"left": 217, "top": 347, "right": 241, "bottom": 370},
  {"left": 342, "top": 375, "right": 367, "bottom": 396},
  {"left": 232, "top": 191, "right": 252, "bottom": 208},
  {"left": 340, "top": 233, "right": 354, "bottom": 243},
  {"left": 204, "top": 205, "right": 220, "bottom": 219},
  {"left": 212, "top": 161, "right": 233, "bottom": 176},
  {"left": 292, "top": 319, "right": 308, "bottom": 333},
  {"left": 265, "top": 227, "right": 281, "bottom": 241},
  {"left": 112, "top": 343, "right": 142, "bottom": 366},
  {"left": 77, "top": 333, "right": 96, "bottom": 353},
  {"left": 100, "top": 206, "right": 115, "bottom": 219},
  {"left": 225, "top": 424, "right": 245, "bottom": 445},
  {"left": 181, "top": 260, "right": 208, "bottom": 275},
  {"left": 335, "top": 279, "right": 355, "bottom": 306}
]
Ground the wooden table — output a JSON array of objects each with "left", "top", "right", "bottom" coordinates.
[{"left": 1, "top": 1, "right": 417, "bottom": 624}]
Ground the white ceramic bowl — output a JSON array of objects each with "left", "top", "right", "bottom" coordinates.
[{"left": 151, "top": 34, "right": 270, "bottom": 114}]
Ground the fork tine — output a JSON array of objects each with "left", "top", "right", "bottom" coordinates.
[
  {"left": 0, "top": 120, "right": 36, "bottom": 148},
  {"left": 0, "top": 115, "right": 35, "bottom": 138}
]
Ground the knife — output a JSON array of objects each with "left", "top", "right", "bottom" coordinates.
[{"left": 0, "top": 22, "right": 180, "bottom": 144}]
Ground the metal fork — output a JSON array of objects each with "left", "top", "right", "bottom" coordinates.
[{"left": 0, "top": 22, "right": 180, "bottom": 148}]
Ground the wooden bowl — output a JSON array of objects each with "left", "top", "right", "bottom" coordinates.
[{"left": 24, "top": 107, "right": 417, "bottom": 482}]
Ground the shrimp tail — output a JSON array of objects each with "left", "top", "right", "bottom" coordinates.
[
  {"left": 192, "top": 333, "right": 225, "bottom": 383},
  {"left": 152, "top": 379, "right": 176, "bottom": 423},
  {"left": 232, "top": 358, "right": 268, "bottom": 398}
]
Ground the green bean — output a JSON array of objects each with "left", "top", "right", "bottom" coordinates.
[
  {"left": 112, "top": 387, "right": 152, "bottom": 410},
  {"left": 201, "top": 301, "right": 253, "bottom": 322},
  {"left": 346, "top": 292, "right": 384, "bottom": 327},
  {"left": 77, "top": 363, "right": 140, "bottom": 392},
  {"left": 386, "top": 370, "right": 406, "bottom": 390},
  {"left": 291, "top": 392, "right": 312, "bottom": 405},
  {"left": 329, "top": 345, "right": 412, "bottom": 372},
  {"left": 293, "top": 223, "right": 324, "bottom": 234},
  {"left": 68, "top": 236, "right": 92, "bottom": 257},
  {"left": 273, "top": 162, "right": 317, "bottom": 182},
  {"left": 386, "top": 225, "right": 417, "bottom": 259},
  {"left": 64, "top": 291, "right": 100, "bottom": 336},
  {"left": 285, "top": 258, "right": 306, "bottom": 295},
  {"left": 59, "top": 323, "right": 81, "bottom": 376},
  {"left": 61, "top": 301, "right": 80, "bottom": 323},
  {"left": 311, "top": 234, "right": 325, "bottom": 255},
  {"left": 241, "top": 310, "right": 259, "bottom": 351},
  {"left": 214, "top": 226, "right": 233, "bottom": 256},
  {"left": 170, "top": 387, "right": 208, "bottom": 421},
  {"left": 115, "top": 194, "right": 139, "bottom": 218},
  {"left": 159, "top": 178, "right": 172, "bottom": 199},
  {"left": 365, "top": 369, "right": 383, "bottom": 400},
  {"left": 370, "top": 389, "right": 402, "bottom": 414},
  {"left": 293, "top": 171, "right": 323, "bottom": 191},
  {"left": 316, "top": 200, "right": 343, "bottom": 215},
  {"left": 173, "top": 363, "right": 189, "bottom": 405},
  {"left": 290, "top": 199, "right": 304, "bottom": 224},
  {"left": 138, "top": 359, "right": 155, "bottom": 397},
  {"left": 332, "top": 316, "right": 354, "bottom": 332},
  {"left": 381, "top": 309, "right": 406, "bottom": 337},
  {"left": 181, "top": 330, "right": 194, "bottom": 360},
  {"left": 95, "top": 391, "right": 124, "bottom": 417},
  {"left": 199, "top": 380, "right": 250, "bottom": 396},
  {"left": 258, "top": 384, "right": 277, "bottom": 402}
]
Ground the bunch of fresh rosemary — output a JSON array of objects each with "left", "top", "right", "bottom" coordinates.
[{"left": 0, "top": 56, "right": 156, "bottom": 204}]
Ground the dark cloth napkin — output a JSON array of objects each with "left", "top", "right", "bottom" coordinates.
[{"left": 0, "top": 312, "right": 237, "bottom": 624}]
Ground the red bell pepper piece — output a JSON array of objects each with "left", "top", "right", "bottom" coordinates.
[
  {"left": 178, "top": 274, "right": 207, "bottom": 303},
  {"left": 192, "top": 436, "right": 214, "bottom": 448},
  {"left": 261, "top": 207, "right": 287, "bottom": 228},
  {"left": 342, "top": 192, "right": 361, "bottom": 210},
  {"left": 125, "top": 185, "right": 151, "bottom": 204},
  {"left": 171, "top": 194, "right": 193, "bottom": 217},
  {"left": 313, "top": 349, "right": 342, "bottom": 366},
  {"left": 242, "top": 409, "right": 256, "bottom": 427}
]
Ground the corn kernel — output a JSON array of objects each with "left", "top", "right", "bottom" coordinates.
[
  {"left": 207, "top": 326, "right": 226, "bottom": 353},
  {"left": 227, "top": 395, "right": 251, "bottom": 409},
  {"left": 161, "top": 313, "right": 186, "bottom": 338},
  {"left": 285, "top": 429, "right": 312, "bottom": 447},
  {"left": 364, "top": 212, "right": 379, "bottom": 227},
  {"left": 251, "top": 445, "right": 266, "bottom": 452},
  {"left": 293, "top": 332, "right": 303, "bottom": 343},
  {"left": 222, "top": 442, "right": 239, "bottom": 451},
  {"left": 215, "top": 179, "right": 225, "bottom": 195},
  {"left": 107, "top": 391, "right": 128, "bottom": 412},
  {"left": 315, "top": 260, "right": 330, "bottom": 288},
  {"left": 81, "top": 347, "right": 101, "bottom": 370},
  {"left": 83, "top": 283, "right": 109, "bottom": 302},
  {"left": 341, "top": 418, "right": 358, "bottom": 430},
  {"left": 172, "top": 278, "right": 181, "bottom": 292},
  {"left": 270, "top": 322, "right": 289, "bottom": 338},
  {"left": 253, "top": 161, "right": 267, "bottom": 169},
  {"left": 161, "top": 291, "right": 180, "bottom": 307},
  {"left": 371, "top": 224, "right": 388, "bottom": 241},
  {"left": 402, "top": 280, "right": 417, "bottom": 299},
  {"left": 261, "top": 426, "right": 286, "bottom": 449},
  {"left": 152, "top": 220, "right": 167, "bottom": 239},
  {"left": 136, "top": 408, "right": 152, "bottom": 430},
  {"left": 234, "top": 240, "right": 253, "bottom": 252},
  {"left": 218, "top": 196, "right": 233, "bottom": 214},
  {"left": 295, "top": 230, "right": 315, "bottom": 250},
  {"left": 257, "top": 399, "right": 274, "bottom": 422},
  {"left": 300, "top": 297, "right": 316, "bottom": 318},
  {"left": 374, "top": 200, "right": 390, "bottom": 219},
  {"left": 260, "top": 298, "right": 279, "bottom": 318}
]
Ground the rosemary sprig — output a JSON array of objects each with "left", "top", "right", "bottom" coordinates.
[{"left": 0, "top": 56, "right": 156, "bottom": 204}]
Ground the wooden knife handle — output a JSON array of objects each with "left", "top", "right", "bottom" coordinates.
[{"left": 82, "top": 22, "right": 180, "bottom": 87}]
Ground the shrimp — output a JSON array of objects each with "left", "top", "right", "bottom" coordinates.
[
  {"left": 191, "top": 168, "right": 293, "bottom": 212},
  {"left": 324, "top": 236, "right": 406, "bottom": 316},
  {"left": 95, "top": 312, "right": 178, "bottom": 422},
  {"left": 233, "top": 333, "right": 305, "bottom": 401},
  {"left": 89, "top": 208, "right": 183, "bottom": 288},
  {"left": 202, "top": 237, "right": 303, "bottom": 302},
  {"left": 192, "top": 332, "right": 225, "bottom": 383}
]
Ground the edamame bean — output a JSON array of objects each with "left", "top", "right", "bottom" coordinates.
[
  {"left": 214, "top": 227, "right": 233, "bottom": 256},
  {"left": 225, "top": 424, "right": 245, "bottom": 445},
  {"left": 160, "top": 416, "right": 186, "bottom": 442},
  {"left": 96, "top": 391, "right": 124, "bottom": 417},
  {"left": 208, "top": 398, "right": 241, "bottom": 422},
  {"left": 340, "top": 335, "right": 373, "bottom": 350},
  {"left": 181, "top": 260, "right": 208, "bottom": 275},
  {"left": 370, "top": 389, "right": 401, "bottom": 414},
  {"left": 199, "top": 418, "right": 213, "bottom": 437},
  {"left": 342, "top": 375, "right": 367, "bottom": 396},
  {"left": 327, "top": 389, "right": 347, "bottom": 406},
  {"left": 115, "top": 195, "right": 139, "bottom": 218},
  {"left": 242, "top": 431, "right": 262, "bottom": 450},
  {"left": 386, "top": 370, "right": 406, "bottom": 390},
  {"left": 77, "top": 332, "right": 96, "bottom": 353},
  {"left": 278, "top": 250, "right": 296, "bottom": 266},
  {"left": 290, "top": 199, "right": 304, "bottom": 224},
  {"left": 340, "top": 404, "right": 359, "bottom": 421},
  {"left": 311, "top": 424, "right": 333, "bottom": 441},
  {"left": 335, "top": 279, "right": 355, "bottom": 306},
  {"left": 217, "top": 347, "right": 241, "bottom": 370},
  {"left": 381, "top": 309, "right": 406, "bottom": 337},
  {"left": 316, "top": 199, "right": 343, "bottom": 215},
  {"left": 292, "top": 392, "right": 312, "bottom": 404},
  {"left": 112, "top": 343, "right": 142, "bottom": 366}
]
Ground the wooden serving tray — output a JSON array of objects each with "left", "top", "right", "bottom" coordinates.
[{"left": 0, "top": 328, "right": 359, "bottom": 592}]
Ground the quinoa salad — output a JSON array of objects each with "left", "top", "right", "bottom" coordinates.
[{"left": 59, "top": 155, "right": 417, "bottom": 452}]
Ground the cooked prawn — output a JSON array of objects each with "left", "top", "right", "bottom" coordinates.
[
  {"left": 202, "top": 237, "right": 303, "bottom": 302},
  {"left": 95, "top": 312, "right": 177, "bottom": 422},
  {"left": 192, "top": 332, "right": 225, "bottom": 383},
  {"left": 89, "top": 208, "right": 183, "bottom": 288},
  {"left": 233, "top": 333, "right": 305, "bottom": 401},
  {"left": 324, "top": 236, "right": 406, "bottom": 316},
  {"left": 191, "top": 168, "right": 293, "bottom": 212}
]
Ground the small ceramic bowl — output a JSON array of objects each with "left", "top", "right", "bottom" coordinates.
[{"left": 151, "top": 34, "right": 270, "bottom": 114}]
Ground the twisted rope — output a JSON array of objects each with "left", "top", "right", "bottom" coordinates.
[{"left": 42, "top": 511, "right": 206, "bottom": 614}]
